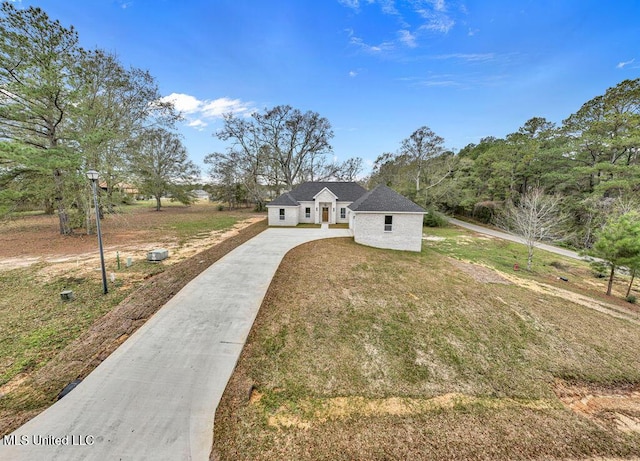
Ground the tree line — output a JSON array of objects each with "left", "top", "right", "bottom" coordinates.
[
  {"left": 0, "top": 3, "right": 199, "bottom": 233},
  {"left": 205, "top": 105, "right": 363, "bottom": 211},
  {"left": 368, "top": 78, "right": 640, "bottom": 295},
  {"left": 370, "top": 78, "right": 640, "bottom": 248}
]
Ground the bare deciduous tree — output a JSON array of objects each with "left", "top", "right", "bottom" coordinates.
[
  {"left": 217, "top": 105, "right": 334, "bottom": 191},
  {"left": 494, "top": 188, "right": 566, "bottom": 271},
  {"left": 400, "top": 126, "right": 444, "bottom": 193}
]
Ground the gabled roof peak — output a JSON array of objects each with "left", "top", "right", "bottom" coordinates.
[{"left": 313, "top": 186, "right": 339, "bottom": 199}]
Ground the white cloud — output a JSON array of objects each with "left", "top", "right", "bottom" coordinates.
[
  {"left": 201, "top": 97, "right": 253, "bottom": 118},
  {"left": 400, "top": 69, "right": 510, "bottom": 89},
  {"left": 342, "top": 0, "right": 457, "bottom": 56},
  {"left": 349, "top": 70, "right": 358, "bottom": 77},
  {"left": 400, "top": 74, "right": 460, "bottom": 87},
  {"left": 379, "top": 0, "right": 401, "bottom": 16},
  {"left": 338, "top": 0, "right": 361, "bottom": 10},
  {"left": 417, "top": 9, "right": 455, "bottom": 33},
  {"left": 434, "top": 53, "right": 496, "bottom": 62},
  {"left": 617, "top": 59, "right": 635, "bottom": 69},
  {"left": 188, "top": 119, "right": 208, "bottom": 131},
  {"left": 161, "top": 93, "right": 202, "bottom": 114},
  {"left": 349, "top": 34, "right": 394, "bottom": 53},
  {"left": 398, "top": 29, "right": 417, "bottom": 48},
  {"left": 429, "top": 0, "right": 447, "bottom": 12},
  {"left": 160, "top": 93, "right": 255, "bottom": 130},
  {"left": 419, "top": 78, "right": 459, "bottom": 87}
]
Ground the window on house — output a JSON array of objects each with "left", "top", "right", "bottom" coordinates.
[
  {"left": 384, "top": 215, "right": 393, "bottom": 232},
  {"left": 305, "top": 207, "right": 311, "bottom": 218},
  {"left": 279, "top": 209, "right": 285, "bottom": 220},
  {"left": 340, "top": 207, "right": 346, "bottom": 219}
]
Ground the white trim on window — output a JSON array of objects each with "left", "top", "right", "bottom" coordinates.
[{"left": 279, "top": 208, "right": 285, "bottom": 220}]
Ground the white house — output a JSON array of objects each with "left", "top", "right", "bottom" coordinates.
[
  {"left": 191, "top": 189, "right": 210, "bottom": 201},
  {"left": 348, "top": 185, "right": 426, "bottom": 252},
  {"left": 267, "top": 182, "right": 367, "bottom": 226},
  {"left": 267, "top": 182, "right": 425, "bottom": 252}
]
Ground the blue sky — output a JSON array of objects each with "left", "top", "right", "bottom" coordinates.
[{"left": 17, "top": 0, "right": 640, "bottom": 175}]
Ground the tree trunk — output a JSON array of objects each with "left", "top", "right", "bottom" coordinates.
[
  {"left": 51, "top": 117, "right": 71, "bottom": 233},
  {"left": 527, "top": 245, "right": 534, "bottom": 271},
  {"left": 155, "top": 195, "right": 162, "bottom": 211},
  {"left": 106, "top": 186, "right": 115, "bottom": 213},
  {"left": 43, "top": 198, "right": 54, "bottom": 215},
  {"left": 626, "top": 268, "right": 636, "bottom": 298},
  {"left": 85, "top": 189, "right": 94, "bottom": 235},
  {"left": 53, "top": 169, "right": 72, "bottom": 235},
  {"left": 606, "top": 265, "right": 615, "bottom": 296},
  {"left": 86, "top": 207, "right": 92, "bottom": 235}
]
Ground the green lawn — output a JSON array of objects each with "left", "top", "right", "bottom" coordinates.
[
  {"left": 213, "top": 234, "right": 640, "bottom": 460},
  {"left": 0, "top": 205, "right": 249, "bottom": 413}
]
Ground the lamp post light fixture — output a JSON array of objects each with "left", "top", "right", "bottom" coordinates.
[{"left": 86, "top": 170, "right": 108, "bottom": 294}]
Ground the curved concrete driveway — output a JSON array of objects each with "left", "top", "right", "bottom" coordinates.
[{"left": 0, "top": 227, "right": 351, "bottom": 461}]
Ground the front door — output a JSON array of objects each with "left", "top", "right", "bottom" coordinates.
[{"left": 322, "top": 207, "right": 329, "bottom": 222}]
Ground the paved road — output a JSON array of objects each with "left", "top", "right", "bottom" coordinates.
[
  {"left": 0, "top": 227, "right": 351, "bottom": 461},
  {"left": 448, "top": 218, "right": 587, "bottom": 261}
]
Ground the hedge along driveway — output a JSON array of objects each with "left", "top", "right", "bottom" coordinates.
[{"left": 0, "top": 227, "right": 352, "bottom": 461}]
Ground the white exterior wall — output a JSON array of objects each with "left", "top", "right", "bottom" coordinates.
[
  {"left": 298, "top": 201, "right": 315, "bottom": 224},
  {"left": 267, "top": 206, "right": 299, "bottom": 226},
  {"left": 336, "top": 202, "right": 351, "bottom": 224},
  {"left": 352, "top": 212, "right": 424, "bottom": 252},
  {"left": 314, "top": 190, "right": 337, "bottom": 223}
]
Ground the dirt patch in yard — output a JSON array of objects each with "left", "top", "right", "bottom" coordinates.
[
  {"left": 0, "top": 217, "right": 268, "bottom": 438},
  {"left": 29, "top": 215, "right": 265, "bottom": 282},
  {"left": 499, "top": 272, "right": 640, "bottom": 325},
  {"left": 447, "top": 258, "right": 512, "bottom": 284},
  {"left": 444, "top": 256, "right": 640, "bottom": 325},
  {"left": 0, "top": 208, "right": 264, "bottom": 273},
  {"left": 556, "top": 380, "right": 640, "bottom": 435},
  {"left": 265, "top": 393, "right": 559, "bottom": 430}
]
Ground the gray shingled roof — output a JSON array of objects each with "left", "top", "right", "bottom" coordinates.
[
  {"left": 269, "top": 182, "right": 368, "bottom": 206},
  {"left": 348, "top": 185, "right": 425, "bottom": 213},
  {"left": 268, "top": 192, "right": 299, "bottom": 206}
]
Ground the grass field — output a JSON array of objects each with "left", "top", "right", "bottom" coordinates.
[
  {"left": 0, "top": 202, "right": 266, "bottom": 434},
  {"left": 212, "top": 228, "right": 640, "bottom": 460}
]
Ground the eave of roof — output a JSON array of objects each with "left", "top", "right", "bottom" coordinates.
[
  {"left": 348, "top": 185, "right": 425, "bottom": 213},
  {"left": 266, "top": 192, "right": 299, "bottom": 207}
]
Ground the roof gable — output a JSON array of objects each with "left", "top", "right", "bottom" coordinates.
[
  {"left": 312, "top": 187, "right": 338, "bottom": 200},
  {"left": 272, "top": 182, "right": 368, "bottom": 203},
  {"left": 348, "top": 185, "right": 425, "bottom": 213}
]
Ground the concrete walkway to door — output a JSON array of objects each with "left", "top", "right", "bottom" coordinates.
[{"left": 0, "top": 227, "right": 351, "bottom": 461}]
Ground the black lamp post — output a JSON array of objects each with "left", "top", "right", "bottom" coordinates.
[{"left": 87, "top": 170, "right": 108, "bottom": 294}]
